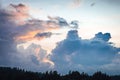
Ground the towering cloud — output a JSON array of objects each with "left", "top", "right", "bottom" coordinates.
[{"left": 51, "top": 30, "right": 120, "bottom": 74}]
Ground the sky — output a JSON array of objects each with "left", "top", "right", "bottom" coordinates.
[{"left": 0, "top": 0, "right": 120, "bottom": 75}]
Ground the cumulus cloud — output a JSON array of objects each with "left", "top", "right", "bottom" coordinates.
[
  {"left": 51, "top": 30, "right": 120, "bottom": 74},
  {"left": 0, "top": 3, "right": 72, "bottom": 71},
  {"left": 0, "top": 3, "right": 60, "bottom": 69},
  {"left": 15, "top": 43, "right": 54, "bottom": 71}
]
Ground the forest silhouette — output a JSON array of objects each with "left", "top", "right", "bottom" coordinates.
[{"left": 0, "top": 67, "right": 120, "bottom": 80}]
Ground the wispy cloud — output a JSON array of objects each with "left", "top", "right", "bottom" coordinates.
[{"left": 69, "top": 0, "right": 82, "bottom": 9}]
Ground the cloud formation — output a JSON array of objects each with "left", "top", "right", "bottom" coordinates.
[
  {"left": 0, "top": 3, "right": 70, "bottom": 70},
  {"left": 51, "top": 30, "right": 120, "bottom": 74},
  {"left": 17, "top": 43, "right": 54, "bottom": 71},
  {"left": 0, "top": 3, "right": 120, "bottom": 74},
  {"left": 0, "top": 3, "right": 72, "bottom": 44},
  {"left": 0, "top": 3, "right": 58, "bottom": 69}
]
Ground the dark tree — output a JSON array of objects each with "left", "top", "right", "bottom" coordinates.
[{"left": 0, "top": 67, "right": 120, "bottom": 80}]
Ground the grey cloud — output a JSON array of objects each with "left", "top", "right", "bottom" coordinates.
[
  {"left": 0, "top": 3, "right": 57, "bottom": 70},
  {"left": 94, "top": 32, "right": 111, "bottom": 42},
  {"left": 35, "top": 32, "right": 52, "bottom": 39},
  {"left": 51, "top": 30, "right": 120, "bottom": 74},
  {"left": 48, "top": 16, "right": 79, "bottom": 29},
  {"left": 0, "top": 6, "right": 18, "bottom": 65},
  {"left": 0, "top": 4, "right": 56, "bottom": 69},
  {"left": 35, "top": 32, "right": 61, "bottom": 39},
  {"left": 70, "top": 20, "right": 79, "bottom": 29},
  {"left": 1, "top": 3, "right": 120, "bottom": 75},
  {"left": 90, "top": 2, "right": 95, "bottom": 7},
  {"left": 48, "top": 16, "right": 69, "bottom": 27},
  {"left": 17, "top": 43, "right": 53, "bottom": 71}
]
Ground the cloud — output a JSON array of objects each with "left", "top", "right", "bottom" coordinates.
[
  {"left": 51, "top": 30, "right": 120, "bottom": 74},
  {"left": 1, "top": 4, "right": 68, "bottom": 43},
  {"left": 100, "top": 54, "right": 120, "bottom": 74},
  {"left": 9, "top": 3, "right": 29, "bottom": 24},
  {"left": 69, "top": 0, "right": 82, "bottom": 9},
  {"left": 94, "top": 32, "right": 111, "bottom": 42},
  {"left": 48, "top": 16, "right": 69, "bottom": 27},
  {"left": 14, "top": 17, "right": 64, "bottom": 43},
  {"left": 0, "top": 3, "right": 120, "bottom": 74},
  {"left": 35, "top": 32, "right": 52, "bottom": 40},
  {"left": 70, "top": 20, "right": 79, "bottom": 29},
  {"left": 90, "top": 2, "right": 95, "bottom": 7},
  {"left": 0, "top": 3, "right": 58, "bottom": 69},
  {"left": 35, "top": 32, "right": 61, "bottom": 40},
  {"left": 14, "top": 15, "right": 77, "bottom": 43},
  {"left": 0, "top": 5, "right": 18, "bottom": 65},
  {"left": 17, "top": 43, "right": 54, "bottom": 71},
  {"left": 0, "top": 3, "right": 69, "bottom": 71}
]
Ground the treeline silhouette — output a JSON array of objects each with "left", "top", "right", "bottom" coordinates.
[{"left": 0, "top": 67, "right": 120, "bottom": 80}]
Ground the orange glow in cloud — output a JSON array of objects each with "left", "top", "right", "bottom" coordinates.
[
  {"left": 14, "top": 23, "right": 60, "bottom": 43},
  {"left": 14, "top": 27, "right": 59, "bottom": 42},
  {"left": 35, "top": 47, "right": 41, "bottom": 61},
  {"left": 34, "top": 47, "right": 54, "bottom": 67},
  {"left": 43, "top": 58, "right": 55, "bottom": 67},
  {"left": 15, "top": 30, "right": 41, "bottom": 42}
]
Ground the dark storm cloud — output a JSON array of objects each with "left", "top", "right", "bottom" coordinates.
[{"left": 51, "top": 30, "right": 120, "bottom": 73}]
